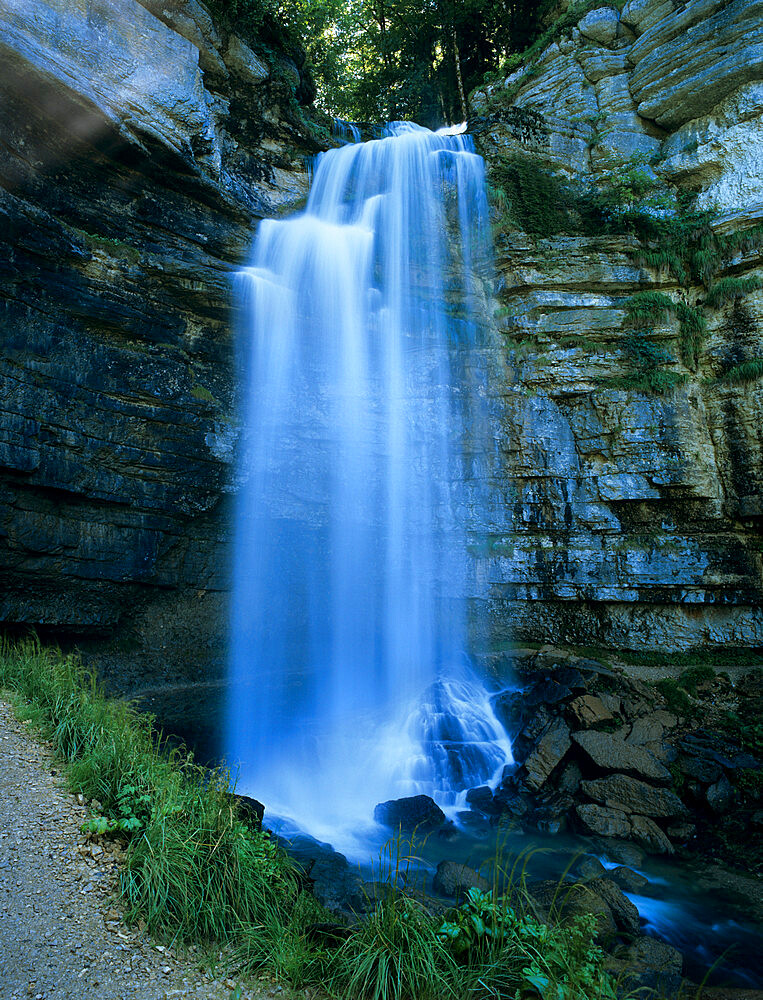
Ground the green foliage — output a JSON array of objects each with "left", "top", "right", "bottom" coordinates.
[
  {"left": 677, "top": 663, "right": 715, "bottom": 696},
  {"left": 82, "top": 784, "right": 152, "bottom": 835},
  {"left": 655, "top": 678, "right": 692, "bottom": 716},
  {"left": 619, "top": 288, "right": 706, "bottom": 382},
  {"left": 498, "top": 1, "right": 626, "bottom": 79},
  {"left": 623, "top": 291, "right": 675, "bottom": 325},
  {"left": 668, "top": 761, "right": 685, "bottom": 794},
  {"left": 736, "top": 768, "right": 763, "bottom": 800},
  {"left": 438, "top": 890, "right": 617, "bottom": 1000},
  {"left": 330, "top": 895, "right": 457, "bottom": 1000},
  {"left": 0, "top": 639, "right": 301, "bottom": 947},
  {"left": 704, "top": 276, "right": 763, "bottom": 308},
  {"left": 490, "top": 157, "right": 579, "bottom": 235},
  {"left": 619, "top": 647, "right": 763, "bottom": 668},
  {"left": 585, "top": 159, "right": 674, "bottom": 229},
  {"left": 655, "top": 664, "right": 718, "bottom": 714},
  {"left": 191, "top": 384, "right": 218, "bottom": 404},
  {"left": 614, "top": 328, "right": 686, "bottom": 394},
  {"left": 674, "top": 302, "right": 707, "bottom": 368},
  {"left": 717, "top": 706, "right": 763, "bottom": 758},
  {"left": 438, "top": 887, "right": 511, "bottom": 959},
  {"left": 720, "top": 358, "right": 763, "bottom": 384}
]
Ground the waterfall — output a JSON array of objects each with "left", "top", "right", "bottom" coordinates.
[{"left": 228, "top": 123, "right": 512, "bottom": 848}]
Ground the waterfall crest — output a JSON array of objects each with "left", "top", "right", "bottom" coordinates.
[{"left": 228, "top": 123, "right": 512, "bottom": 847}]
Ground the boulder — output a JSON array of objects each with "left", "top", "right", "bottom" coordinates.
[
  {"left": 628, "top": 0, "right": 763, "bottom": 130},
  {"left": 493, "top": 786, "right": 530, "bottom": 817},
  {"left": 706, "top": 774, "right": 734, "bottom": 813},
  {"left": 608, "top": 865, "right": 648, "bottom": 892},
  {"left": 512, "top": 705, "right": 554, "bottom": 763},
  {"left": 491, "top": 689, "right": 524, "bottom": 733},
  {"left": 587, "top": 878, "right": 641, "bottom": 934},
  {"left": 522, "top": 720, "right": 571, "bottom": 791},
  {"left": 465, "top": 785, "right": 502, "bottom": 816},
  {"left": 529, "top": 792, "right": 574, "bottom": 834},
  {"left": 232, "top": 792, "right": 265, "bottom": 830},
  {"left": 576, "top": 803, "right": 632, "bottom": 839},
  {"left": 283, "top": 835, "right": 368, "bottom": 918},
  {"left": 572, "top": 732, "right": 672, "bottom": 784},
  {"left": 373, "top": 795, "right": 446, "bottom": 832},
  {"left": 529, "top": 880, "right": 617, "bottom": 939},
  {"left": 568, "top": 694, "right": 614, "bottom": 727},
  {"left": 680, "top": 755, "right": 722, "bottom": 784},
  {"left": 665, "top": 821, "right": 695, "bottom": 842},
  {"left": 621, "top": 935, "right": 684, "bottom": 996},
  {"left": 581, "top": 774, "right": 688, "bottom": 818},
  {"left": 577, "top": 7, "right": 620, "bottom": 47},
  {"left": 577, "top": 855, "right": 608, "bottom": 881},
  {"left": 557, "top": 761, "right": 583, "bottom": 795},
  {"left": 626, "top": 713, "right": 667, "bottom": 746},
  {"left": 432, "top": 861, "right": 490, "bottom": 901},
  {"left": 595, "top": 840, "right": 645, "bottom": 868},
  {"left": 554, "top": 666, "right": 588, "bottom": 691},
  {"left": 525, "top": 677, "right": 573, "bottom": 706},
  {"left": 629, "top": 815, "right": 674, "bottom": 855}
]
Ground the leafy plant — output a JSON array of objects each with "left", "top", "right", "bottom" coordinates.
[
  {"left": 655, "top": 678, "right": 692, "bottom": 716},
  {"left": 720, "top": 359, "right": 763, "bottom": 384},
  {"left": 677, "top": 663, "right": 715, "bottom": 696},
  {"left": 705, "top": 275, "right": 763, "bottom": 308},
  {"left": 438, "top": 890, "right": 617, "bottom": 1000},
  {"left": 438, "top": 888, "right": 510, "bottom": 959},
  {"left": 83, "top": 783, "right": 152, "bottom": 835}
]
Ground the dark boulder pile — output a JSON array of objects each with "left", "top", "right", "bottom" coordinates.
[{"left": 478, "top": 648, "right": 762, "bottom": 867}]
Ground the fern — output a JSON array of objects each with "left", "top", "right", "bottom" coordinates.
[
  {"left": 705, "top": 276, "right": 763, "bottom": 308},
  {"left": 720, "top": 359, "right": 763, "bottom": 384},
  {"left": 675, "top": 303, "right": 707, "bottom": 369}
]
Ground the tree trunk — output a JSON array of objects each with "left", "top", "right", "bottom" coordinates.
[{"left": 451, "top": 25, "right": 468, "bottom": 121}]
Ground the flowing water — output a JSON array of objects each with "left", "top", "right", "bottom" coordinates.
[{"left": 227, "top": 123, "right": 512, "bottom": 848}]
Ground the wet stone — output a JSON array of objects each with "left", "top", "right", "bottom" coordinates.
[
  {"left": 572, "top": 731, "right": 672, "bottom": 784},
  {"left": 568, "top": 694, "right": 613, "bottom": 727},
  {"left": 608, "top": 865, "right": 648, "bottom": 892},
  {"left": 373, "top": 794, "right": 446, "bottom": 832},
  {"left": 581, "top": 774, "right": 688, "bottom": 818}
]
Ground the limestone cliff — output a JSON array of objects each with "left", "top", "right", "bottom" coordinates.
[
  {"left": 0, "top": 0, "right": 326, "bottom": 677},
  {"left": 471, "top": 0, "right": 763, "bottom": 651},
  {"left": 0, "top": 0, "right": 761, "bottom": 681}
]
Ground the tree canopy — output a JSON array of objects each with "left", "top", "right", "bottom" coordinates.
[{"left": 211, "top": 0, "right": 555, "bottom": 126}]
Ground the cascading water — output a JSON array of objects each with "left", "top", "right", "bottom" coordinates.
[{"left": 228, "top": 123, "right": 512, "bottom": 850}]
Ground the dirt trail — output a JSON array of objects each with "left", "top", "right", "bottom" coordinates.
[{"left": 0, "top": 699, "right": 291, "bottom": 1000}]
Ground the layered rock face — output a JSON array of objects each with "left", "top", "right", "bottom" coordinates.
[
  {"left": 1, "top": 0, "right": 762, "bottom": 676},
  {"left": 472, "top": 0, "right": 763, "bottom": 650},
  {"left": 0, "top": 0, "right": 322, "bottom": 678}
]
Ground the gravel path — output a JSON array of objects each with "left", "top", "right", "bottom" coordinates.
[{"left": 0, "top": 699, "right": 300, "bottom": 1000}]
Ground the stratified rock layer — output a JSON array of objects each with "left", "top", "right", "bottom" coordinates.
[
  {"left": 471, "top": 0, "right": 763, "bottom": 651},
  {"left": 0, "top": 0, "right": 762, "bottom": 673},
  {"left": 0, "top": 0, "right": 322, "bottom": 681}
]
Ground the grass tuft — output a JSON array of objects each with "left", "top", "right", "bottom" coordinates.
[{"left": 0, "top": 638, "right": 301, "bottom": 949}]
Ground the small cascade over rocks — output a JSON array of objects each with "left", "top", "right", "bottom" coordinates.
[{"left": 228, "top": 122, "right": 512, "bottom": 851}]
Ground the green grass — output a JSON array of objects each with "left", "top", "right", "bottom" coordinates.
[
  {"left": 720, "top": 358, "right": 763, "bottom": 384},
  {"left": 1, "top": 638, "right": 633, "bottom": 1000},
  {"left": 0, "top": 639, "right": 301, "bottom": 947},
  {"left": 705, "top": 275, "right": 763, "bottom": 308},
  {"left": 617, "top": 647, "right": 763, "bottom": 668}
]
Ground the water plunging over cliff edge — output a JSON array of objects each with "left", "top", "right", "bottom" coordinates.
[{"left": 228, "top": 123, "right": 513, "bottom": 851}]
